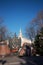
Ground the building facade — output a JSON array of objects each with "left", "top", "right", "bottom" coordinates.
[{"left": 18, "top": 29, "right": 32, "bottom": 47}]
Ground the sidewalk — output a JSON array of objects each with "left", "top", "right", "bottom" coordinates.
[{"left": 0, "top": 56, "right": 26, "bottom": 65}]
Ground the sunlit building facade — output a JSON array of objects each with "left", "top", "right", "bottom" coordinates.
[{"left": 18, "top": 29, "right": 32, "bottom": 47}]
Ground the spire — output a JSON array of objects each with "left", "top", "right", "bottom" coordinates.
[
  {"left": 18, "top": 28, "right": 22, "bottom": 38},
  {"left": 20, "top": 28, "right": 22, "bottom": 34}
]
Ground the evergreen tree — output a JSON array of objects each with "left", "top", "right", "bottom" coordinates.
[{"left": 34, "top": 27, "right": 43, "bottom": 55}]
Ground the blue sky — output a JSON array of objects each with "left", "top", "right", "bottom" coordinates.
[{"left": 0, "top": 0, "right": 43, "bottom": 36}]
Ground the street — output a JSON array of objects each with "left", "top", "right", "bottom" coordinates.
[{"left": 0, "top": 56, "right": 43, "bottom": 65}]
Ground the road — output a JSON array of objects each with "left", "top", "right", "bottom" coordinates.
[{"left": 0, "top": 56, "right": 43, "bottom": 65}]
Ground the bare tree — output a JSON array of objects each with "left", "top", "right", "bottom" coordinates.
[
  {"left": 25, "top": 25, "right": 36, "bottom": 40},
  {"left": 0, "top": 17, "right": 7, "bottom": 41},
  {"left": 25, "top": 11, "right": 43, "bottom": 40}
]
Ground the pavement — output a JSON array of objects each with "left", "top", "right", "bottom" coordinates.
[{"left": 0, "top": 56, "right": 43, "bottom": 65}]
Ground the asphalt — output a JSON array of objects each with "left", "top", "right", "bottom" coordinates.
[{"left": 0, "top": 56, "right": 43, "bottom": 65}]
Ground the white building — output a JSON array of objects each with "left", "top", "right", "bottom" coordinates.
[{"left": 18, "top": 29, "right": 32, "bottom": 47}]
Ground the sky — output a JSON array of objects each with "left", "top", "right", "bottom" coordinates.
[{"left": 0, "top": 0, "right": 43, "bottom": 36}]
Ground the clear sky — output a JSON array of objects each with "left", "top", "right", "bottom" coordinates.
[{"left": 0, "top": 0, "right": 43, "bottom": 36}]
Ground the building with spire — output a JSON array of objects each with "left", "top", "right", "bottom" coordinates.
[
  {"left": 18, "top": 29, "right": 32, "bottom": 47},
  {"left": 18, "top": 28, "right": 22, "bottom": 38}
]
